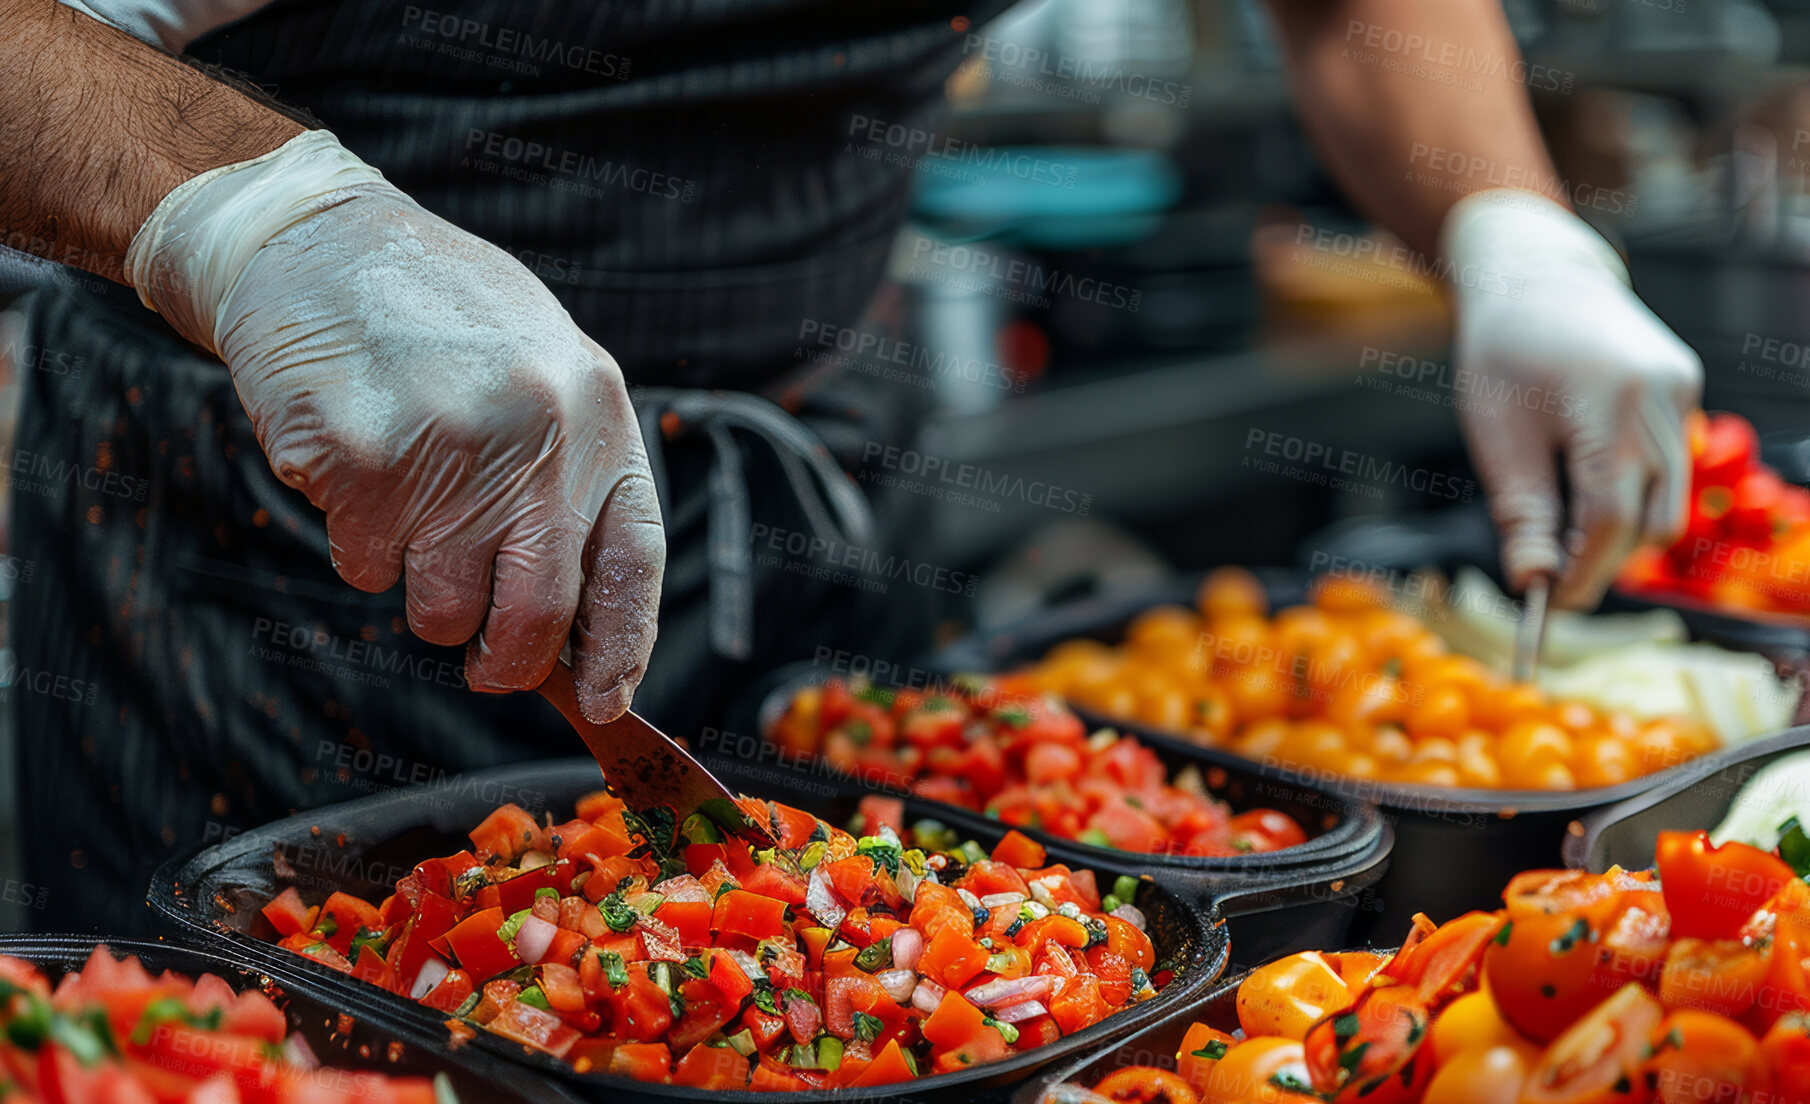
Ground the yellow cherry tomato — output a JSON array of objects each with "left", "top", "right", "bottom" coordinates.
[
  {"left": 1236, "top": 952, "right": 1355, "bottom": 1041},
  {"left": 1422, "top": 1045, "right": 1529, "bottom": 1104}
]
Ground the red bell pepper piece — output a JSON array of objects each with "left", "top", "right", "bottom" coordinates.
[{"left": 438, "top": 906, "right": 518, "bottom": 981}]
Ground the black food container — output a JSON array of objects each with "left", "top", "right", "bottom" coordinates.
[
  {"left": 747, "top": 664, "right": 1392, "bottom": 968},
  {"left": 0, "top": 934, "right": 581, "bottom": 1103},
  {"left": 1008, "top": 969, "right": 1249, "bottom": 1104},
  {"left": 1564, "top": 726, "right": 1810, "bottom": 873},
  {"left": 148, "top": 759, "right": 1230, "bottom": 1104},
  {"left": 927, "top": 575, "right": 1777, "bottom": 942}
]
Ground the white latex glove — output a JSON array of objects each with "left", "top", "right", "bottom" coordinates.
[
  {"left": 1441, "top": 190, "right": 1702, "bottom": 609},
  {"left": 124, "top": 130, "right": 664, "bottom": 720}
]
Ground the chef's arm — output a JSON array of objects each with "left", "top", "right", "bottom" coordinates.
[
  {"left": 0, "top": 0, "right": 301, "bottom": 284},
  {"left": 1262, "top": 0, "right": 1561, "bottom": 259},
  {"left": 1263, "top": 0, "right": 1704, "bottom": 612}
]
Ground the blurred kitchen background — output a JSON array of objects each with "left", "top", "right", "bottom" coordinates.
[
  {"left": 3, "top": 0, "right": 1809, "bottom": 920},
  {"left": 864, "top": 0, "right": 1810, "bottom": 638}
]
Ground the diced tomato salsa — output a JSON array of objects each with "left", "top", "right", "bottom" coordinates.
[
  {"left": 767, "top": 676, "right": 1309, "bottom": 857},
  {"left": 259, "top": 792, "right": 1174, "bottom": 1089},
  {"left": 0, "top": 944, "right": 442, "bottom": 1103}
]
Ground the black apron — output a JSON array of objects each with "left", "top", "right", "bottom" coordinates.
[{"left": 10, "top": 0, "right": 1008, "bottom": 930}]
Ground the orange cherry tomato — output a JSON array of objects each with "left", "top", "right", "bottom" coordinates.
[
  {"left": 1658, "top": 938, "right": 1770, "bottom": 1020},
  {"left": 1236, "top": 952, "right": 1355, "bottom": 1041},
  {"left": 1093, "top": 1066, "right": 1200, "bottom": 1104},
  {"left": 1520, "top": 982, "right": 1663, "bottom": 1104},
  {"left": 1302, "top": 986, "right": 1434, "bottom": 1103},
  {"left": 1175, "top": 1022, "right": 1237, "bottom": 1096},
  {"left": 1757, "top": 1011, "right": 1810, "bottom": 1104},
  {"left": 1201, "top": 1037, "right": 1318, "bottom": 1104},
  {"left": 1644, "top": 1010, "right": 1762, "bottom": 1104}
]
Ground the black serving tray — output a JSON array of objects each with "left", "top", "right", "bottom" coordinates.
[
  {"left": 1564, "top": 726, "right": 1810, "bottom": 873},
  {"left": 0, "top": 934, "right": 580, "bottom": 1103},
  {"left": 924, "top": 573, "right": 1783, "bottom": 941},
  {"left": 147, "top": 759, "right": 1230, "bottom": 1104}
]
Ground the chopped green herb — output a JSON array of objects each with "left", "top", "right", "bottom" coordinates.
[
  {"left": 597, "top": 951, "right": 628, "bottom": 989},
  {"left": 598, "top": 891, "right": 638, "bottom": 933},
  {"left": 852, "top": 1011, "right": 884, "bottom": 1043},
  {"left": 496, "top": 908, "right": 532, "bottom": 943}
]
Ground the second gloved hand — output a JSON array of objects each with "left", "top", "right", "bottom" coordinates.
[
  {"left": 124, "top": 130, "right": 664, "bottom": 720},
  {"left": 1442, "top": 190, "right": 1702, "bottom": 610}
]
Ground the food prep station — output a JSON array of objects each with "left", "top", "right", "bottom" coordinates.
[{"left": 10, "top": 0, "right": 1810, "bottom": 1101}]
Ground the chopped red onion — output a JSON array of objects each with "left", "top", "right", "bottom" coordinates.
[
  {"left": 991, "top": 999, "right": 1049, "bottom": 1023},
  {"left": 910, "top": 979, "right": 947, "bottom": 1016},
  {"left": 964, "top": 975, "right": 1054, "bottom": 1007},
  {"left": 514, "top": 914, "right": 557, "bottom": 964},
  {"left": 281, "top": 1033, "right": 320, "bottom": 1071},
  {"left": 890, "top": 927, "right": 924, "bottom": 972},
  {"left": 1109, "top": 904, "right": 1147, "bottom": 931}
]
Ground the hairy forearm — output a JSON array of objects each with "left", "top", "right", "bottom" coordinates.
[
  {"left": 0, "top": 0, "right": 301, "bottom": 283},
  {"left": 1264, "top": 0, "right": 1562, "bottom": 258}
]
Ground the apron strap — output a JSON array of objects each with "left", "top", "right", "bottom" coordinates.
[{"left": 634, "top": 387, "right": 876, "bottom": 661}]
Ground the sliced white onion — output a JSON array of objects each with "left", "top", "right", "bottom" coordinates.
[
  {"left": 980, "top": 892, "right": 1026, "bottom": 909},
  {"left": 890, "top": 927, "right": 924, "bottom": 972},
  {"left": 895, "top": 862, "right": 920, "bottom": 905},
  {"left": 956, "top": 888, "right": 982, "bottom": 910},
  {"left": 514, "top": 914, "right": 557, "bottom": 964},
  {"left": 875, "top": 968, "right": 917, "bottom": 1003},
  {"left": 1029, "top": 882, "right": 1058, "bottom": 908},
  {"left": 964, "top": 975, "right": 1054, "bottom": 1007},
  {"left": 518, "top": 849, "right": 555, "bottom": 871},
  {"left": 910, "top": 979, "right": 947, "bottom": 1016},
  {"left": 408, "top": 956, "right": 452, "bottom": 1001},
  {"left": 1110, "top": 904, "right": 1148, "bottom": 932},
  {"left": 806, "top": 865, "right": 846, "bottom": 931},
  {"left": 991, "top": 999, "right": 1049, "bottom": 1024}
]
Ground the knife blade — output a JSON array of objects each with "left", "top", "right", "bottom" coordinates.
[
  {"left": 1510, "top": 573, "right": 1553, "bottom": 685},
  {"left": 537, "top": 661, "right": 777, "bottom": 849}
]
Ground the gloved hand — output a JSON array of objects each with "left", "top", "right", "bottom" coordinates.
[
  {"left": 124, "top": 130, "right": 664, "bottom": 720},
  {"left": 1441, "top": 190, "right": 1702, "bottom": 609}
]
